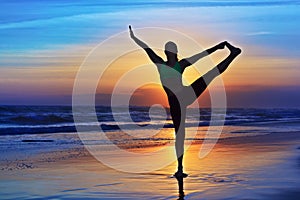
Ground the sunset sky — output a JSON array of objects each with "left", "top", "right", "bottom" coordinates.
[{"left": 0, "top": 0, "right": 299, "bottom": 107}]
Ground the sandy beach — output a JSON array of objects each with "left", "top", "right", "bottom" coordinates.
[{"left": 1, "top": 131, "right": 300, "bottom": 200}]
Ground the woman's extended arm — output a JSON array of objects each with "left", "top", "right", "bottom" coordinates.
[
  {"left": 179, "top": 41, "right": 227, "bottom": 68},
  {"left": 129, "top": 25, "right": 164, "bottom": 64}
]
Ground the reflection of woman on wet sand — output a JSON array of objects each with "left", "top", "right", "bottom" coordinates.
[{"left": 129, "top": 25, "right": 241, "bottom": 178}]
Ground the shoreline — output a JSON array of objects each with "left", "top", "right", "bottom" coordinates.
[{"left": 1, "top": 130, "right": 300, "bottom": 170}]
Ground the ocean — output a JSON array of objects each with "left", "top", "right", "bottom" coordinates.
[{"left": 1, "top": 106, "right": 300, "bottom": 134}]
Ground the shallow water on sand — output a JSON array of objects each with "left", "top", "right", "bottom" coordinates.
[{"left": 1, "top": 132, "right": 300, "bottom": 199}]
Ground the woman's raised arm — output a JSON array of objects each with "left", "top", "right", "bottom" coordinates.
[
  {"left": 129, "top": 25, "right": 164, "bottom": 64},
  {"left": 179, "top": 41, "right": 227, "bottom": 68}
]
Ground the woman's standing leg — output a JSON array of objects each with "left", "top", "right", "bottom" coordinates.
[{"left": 168, "top": 95, "right": 187, "bottom": 177}]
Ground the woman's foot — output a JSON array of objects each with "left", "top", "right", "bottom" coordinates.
[
  {"left": 226, "top": 42, "right": 242, "bottom": 55},
  {"left": 174, "top": 171, "right": 188, "bottom": 178}
]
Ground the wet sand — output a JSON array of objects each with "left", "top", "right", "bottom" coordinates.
[{"left": 1, "top": 131, "right": 300, "bottom": 199}]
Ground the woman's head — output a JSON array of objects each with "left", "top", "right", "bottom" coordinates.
[{"left": 165, "top": 41, "right": 178, "bottom": 56}]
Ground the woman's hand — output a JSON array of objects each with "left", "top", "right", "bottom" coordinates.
[
  {"left": 129, "top": 25, "right": 134, "bottom": 39},
  {"left": 216, "top": 41, "right": 227, "bottom": 50}
]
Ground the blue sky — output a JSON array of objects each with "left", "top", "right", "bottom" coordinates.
[
  {"left": 1, "top": 0, "right": 299, "bottom": 54},
  {"left": 0, "top": 0, "right": 299, "bottom": 107}
]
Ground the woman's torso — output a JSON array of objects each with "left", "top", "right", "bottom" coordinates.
[{"left": 157, "top": 62, "right": 184, "bottom": 96}]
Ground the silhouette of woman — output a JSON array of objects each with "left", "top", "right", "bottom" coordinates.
[{"left": 129, "top": 25, "right": 241, "bottom": 178}]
